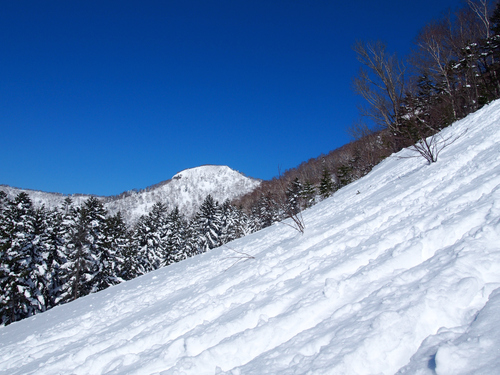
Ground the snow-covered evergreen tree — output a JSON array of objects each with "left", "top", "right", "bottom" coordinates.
[
  {"left": 252, "top": 193, "right": 283, "bottom": 229},
  {"left": 133, "top": 202, "right": 169, "bottom": 273},
  {"left": 105, "top": 212, "right": 134, "bottom": 282},
  {"left": 286, "top": 178, "right": 303, "bottom": 215},
  {"left": 59, "top": 197, "right": 106, "bottom": 302},
  {"left": 131, "top": 215, "right": 152, "bottom": 276},
  {"left": 84, "top": 197, "right": 116, "bottom": 293},
  {"left": 232, "top": 205, "right": 258, "bottom": 238},
  {"left": 29, "top": 206, "right": 50, "bottom": 313},
  {"left": 43, "top": 207, "right": 68, "bottom": 308},
  {"left": 0, "top": 193, "right": 43, "bottom": 324},
  {"left": 93, "top": 211, "right": 127, "bottom": 291},
  {"left": 193, "top": 195, "right": 223, "bottom": 252},
  {"left": 162, "top": 207, "right": 189, "bottom": 265},
  {"left": 219, "top": 200, "right": 237, "bottom": 245}
]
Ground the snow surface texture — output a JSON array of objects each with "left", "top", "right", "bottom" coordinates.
[
  {"left": 0, "top": 165, "right": 261, "bottom": 223},
  {"left": 1, "top": 101, "right": 500, "bottom": 374}
]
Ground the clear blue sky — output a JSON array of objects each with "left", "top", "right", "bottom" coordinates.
[{"left": 1, "top": 0, "right": 462, "bottom": 196}]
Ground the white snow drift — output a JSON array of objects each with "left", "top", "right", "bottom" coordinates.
[{"left": 1, "top": 101, "right": 500, "bottom": 374}]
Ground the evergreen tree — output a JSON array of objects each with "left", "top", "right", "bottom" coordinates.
[
  {"left": 163, "top": 207, "right": 189, "bottom": 265},
  {"left": 94, "top": 211, "right": 127, "bottom": 291},
  {"left": 132, "top": 202, "right": 169, "bottom": 273},
  {"left": 147, "top": 202, "right": 169, "bottom": 270},
  {"left": 131, "top": 215, "right": 153, "bottom": 276},
  {"left": 0, "top": 191, "right": 10, "bottom": 256},
  {"left": 118, "top": 235, "right": 141, "bottom": 281},
  {"left": 59, "top": 197, "right": 107, "bottom": 302},
  {"left": 219, "top": 200, "right": 243, "bottom": 245},
  {"left": 337, "top": 164, "right": 354, "bottom": 187},
  {"left": 234, "top": 206, "right": 258, "bottom": 237},
  {"left": 251, "top": 193, "right": 283, "bottom": 229},
  {"left": 44, "top": 207, "right": 68, "bottom": 308},
  {"left": 301, "top": 180, "right": 317, "bottom": 208},
  {"left": 286, "top": 178, "right": 303, "bottom": 215},
  {"left": 193, "top": 195, "right": 223, "bottom": 252},
  {"left": 180, "top": 220, "right": 199, "bottom": 258},
  {"left": 0, "top": 191, "right": 8, "bottom": 213},
  {"left": 29, "top": 206, "right": 50, "bottom": 313},
  {"left": 106, "top": 212, "right": 135, "bottom": 281},
  {"left": 55, "top": 198, "right": 77, "bottom": 304},
  {"left": 319, "top": 168, "right": 335, "bottom": 199},
  {"left": 0, "top": 193, "right": 42, "bottom": 324},
  {"left": 85, "top": 197, "right": 115, "bottom": 293},
  {"left": 0, "top": 193, "right": 13, "bottom": 324}
]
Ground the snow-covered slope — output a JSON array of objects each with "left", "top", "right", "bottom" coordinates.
[
  {"left": 0, "top": 185, "right": 90, "bottom": 210},
  {"left": 0, "top": 165, "right": 260, "bottom": 223},
  {"left": 1, "top": 101, "right": 500, "bottom": 375}
]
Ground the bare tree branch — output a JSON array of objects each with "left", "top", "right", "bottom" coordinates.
[
  {"left": 352, "top": 40, "right": 406, "bottom": 132},
  {"left": 467, "top": 0, "right": 493, "bottom": 39}
]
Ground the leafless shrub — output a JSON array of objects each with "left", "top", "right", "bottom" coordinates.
[
  {"left": 280, "top": 209, "right": 306, "bottom": 234},
  {"left": 402, "top": 129, "right": 467, "bottom": 164},
  {"left": 221, "top": 245, "right": 255, "bottom": 271}
]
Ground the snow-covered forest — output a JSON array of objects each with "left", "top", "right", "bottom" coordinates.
[{"left": 0, "top": 191, "right": 262, "bottom": 325}]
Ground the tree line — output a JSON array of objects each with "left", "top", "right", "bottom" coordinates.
[
  {"left": 0, "top": 188, "right": 304, "bottom": 326},
  {"left": 354, "top": 0, "right": 500, "bottom": 148}
]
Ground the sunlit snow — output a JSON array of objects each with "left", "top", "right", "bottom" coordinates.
[{"left": 1, "top": 101, "right": 500, "bottom": 374}]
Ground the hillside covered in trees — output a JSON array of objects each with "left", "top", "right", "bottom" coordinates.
[{"left": 235, "top": 0, "right": 500, "bottom": 216}]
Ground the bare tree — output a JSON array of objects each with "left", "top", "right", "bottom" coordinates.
[
  {"left": 352, "top": 40, "right": 407, "bottom": 133},
  {"left": 346, "top": 119, "right": 374, "bottom": 141},
  {"left": 467, "top": 0, "right": 493, "bottom": 39},
  {"left": 347, "top": 119, "right": 386, "bottom": 169},
  {"left": 412, "top": 19, "right": 460, "bottom": 120}
]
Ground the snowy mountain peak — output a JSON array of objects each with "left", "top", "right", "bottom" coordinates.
[
  {"left": 0, "top": 165, "right": 260, "bottom": 224},
  {"left": 104, "top": 165, "right": 260, "bottom": 222},
  {"left": 172, "top": 165, "right": 237, "bottom": 180}
]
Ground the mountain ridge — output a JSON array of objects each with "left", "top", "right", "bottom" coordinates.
[{"left": 0, "top": 165, "right": 261, "bottom": 223}]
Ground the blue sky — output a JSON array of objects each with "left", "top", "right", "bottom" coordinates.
[{"left": 1, "top": 0, "right": 461, "bottom": 196}]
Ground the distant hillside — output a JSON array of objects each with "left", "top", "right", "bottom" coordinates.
[
  {"left": 0, "top": 165, "right": 261, "bottom": 224},
  {"left": 0, "top": 185, "right": 91, "bottom": 210},
  {"left": 104, "top": 165, "right": 261, "bottom": 223}
]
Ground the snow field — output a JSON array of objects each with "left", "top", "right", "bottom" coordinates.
[{"left": 1, "top": 101, "right": 500, "bottom": 374}]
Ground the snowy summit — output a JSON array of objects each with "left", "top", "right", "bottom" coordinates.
[
  {"left": 1, "top": 101, "right": 500, "bottom": 374},
  {"left": 0, "top": 165, "right": 261, "bottom": 224},
  {"left": 105, "top": 165, "right": 261, "bottom": 223}
]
